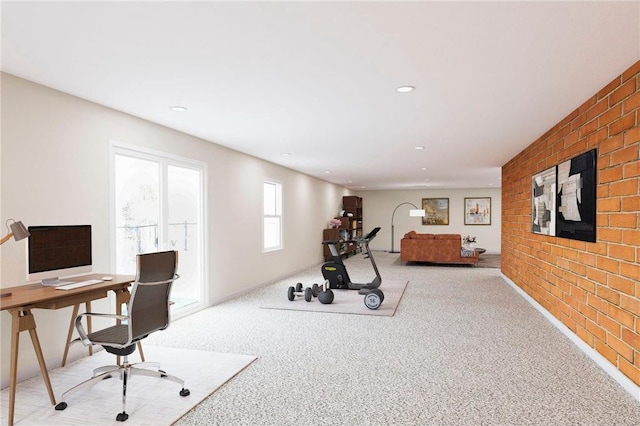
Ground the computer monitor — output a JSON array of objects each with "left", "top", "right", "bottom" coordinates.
[{"left": 27, "top": 225, "right": 92, "bottom": 285}]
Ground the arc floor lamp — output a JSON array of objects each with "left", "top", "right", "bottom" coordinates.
[{"left": 390, "top": 203, "right": 425, "bottom": 253}]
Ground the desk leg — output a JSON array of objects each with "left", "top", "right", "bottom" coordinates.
[
  {"left": 8, "top": 309, "right": 57, "bottom": 426},
  {"left": 61, "top": 304, "right": 80, "bottom": 367},
  {"left": 137, "top": 341, "right": 145, "bottom": 361},
  {"left": 28, "top": 318, "right": 57, "bottom": 405},
  {"left": 62, "top": 302, "right": 94, "bottom": 367},
  {"left": 86, "top": 301, "right": 93, "bottom": 356},
  {"left": 9, "top": 310, "right": 20, "bottom": 426}
]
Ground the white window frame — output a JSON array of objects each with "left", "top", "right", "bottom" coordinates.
[
  {"left": 263, "top": 180, "right": 283, "bottom": 252},
  {"left": 109, "top": 140, "right": 208, "bottom": 317}
]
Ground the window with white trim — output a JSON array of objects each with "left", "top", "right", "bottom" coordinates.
[
  {"left": 111, "top": 143, "right": 206, "bottom": 315},
  {"left": 263, "top": 181, "right": 282, "bottom": 251}
]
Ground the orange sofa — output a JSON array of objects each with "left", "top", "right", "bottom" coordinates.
[{"left": 400, "top": 231, "right": 479, "bottom": 265}]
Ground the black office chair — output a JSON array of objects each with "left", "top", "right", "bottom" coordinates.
[{"left": 55, "top": 250, "right": 190, "bottom": 422}]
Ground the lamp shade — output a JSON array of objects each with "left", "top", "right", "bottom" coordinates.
[
  {"left": 409, "top": 209, "right": 425, "bottom": 217},
  {"left": 1, "top": 219, "right": 30, "bottom": 246},
  {"left": 9, "top": 221, "right": 30, "bottom": 241}
]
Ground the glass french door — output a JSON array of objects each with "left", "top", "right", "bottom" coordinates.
[{"left": 112, "top": 145, "right": 206, "bottom": 313}]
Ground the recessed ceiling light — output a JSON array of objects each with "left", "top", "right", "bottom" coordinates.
[
  {"left": 396, "top": 86, "right": 415, "bottom": 93},
  {"left": 324, "top": 171, "right": 331, "bottom": 174},
  {"left": 421, "top": 167, "right": 427, "bottom": 171},
  {"left": 281, "top": 152, "right": 291, "bottom": 157},
  {"left": 415, "top": 146, "right": 425, "bottom": 150},
  {"left": 169, "top": 105, "right": 187, "bottom": 112}
]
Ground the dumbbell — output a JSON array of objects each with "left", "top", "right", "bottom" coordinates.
[
  {"left": 304, "top": 283, "right": 326, "bottom": 302},
  {"left": 287, "top": 283, "right": 317, "bottom": 302},
  {"left": 309, "top": 283, "right": 320, "bottom": 297}
]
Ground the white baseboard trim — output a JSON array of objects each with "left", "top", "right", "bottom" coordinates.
[
  {"left": 500, "top": 273, "right": 640, "bottom": 403},
  {"left": 210, "top": 261, "right": 322, "bottom": 306}
]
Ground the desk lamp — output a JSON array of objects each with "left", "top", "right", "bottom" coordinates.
[
  {"left": 1, "top": 219, "right": 30, "bottom": 246},
  {"left": 1, "top": 219, "right": 30, "bottom": 298},
  {"left": 390, "top": 203, "right": 425, "bottom": 253}
]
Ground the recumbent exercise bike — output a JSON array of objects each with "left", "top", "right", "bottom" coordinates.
[{"left": 321, "top": 227, "right": 384, "bottom": 309}]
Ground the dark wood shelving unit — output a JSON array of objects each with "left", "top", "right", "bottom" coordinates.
[
  {"left": 342, "top": 196, "right": 363, "bottom": 240},
  {"left": 322, "top": 196, "right": 364, "bottom": 261},
  {"left": 322, "top": 224, "right": 355, "bottom": 261}
]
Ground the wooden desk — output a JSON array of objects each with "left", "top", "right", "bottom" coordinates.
[{"left": 0, "top": 274, "right": 135, "bottom": 426}]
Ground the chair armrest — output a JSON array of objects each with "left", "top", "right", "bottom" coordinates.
[{"left": 75, "top": 312, "right": 128, "bottom": 346}]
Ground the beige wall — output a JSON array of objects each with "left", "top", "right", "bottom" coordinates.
[
  {"left": 0, "top": 73, "right": 350, "bottom": 387},
  {"left": 357, "top": 188, "right": 502, "bottom": 253}
]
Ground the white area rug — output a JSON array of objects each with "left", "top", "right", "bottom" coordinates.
[
  {"left": 1, "top": 346, "right": 256, "bottom": 425},
  {"left": 260, "top": 279, "right": 408, "bottom": 316}
]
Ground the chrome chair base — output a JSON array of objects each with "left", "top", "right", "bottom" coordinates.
[{"left": 55, "top": 355, "right": 190, "bottom": 422}]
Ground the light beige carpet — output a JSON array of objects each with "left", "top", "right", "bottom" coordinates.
[
  {"left": 1, "top": 345, "right": 256, "bottom": 425},
  {"left": 261, "top": 279, "right": 408, "bottom": 316}
]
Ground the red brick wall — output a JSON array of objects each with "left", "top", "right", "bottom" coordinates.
[{"left": 502, "top": 60, "right": 640, "bottom": 386}]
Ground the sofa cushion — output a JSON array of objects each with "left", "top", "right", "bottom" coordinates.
[
  {"left": 434, "top": 234, "right": 461, "bottom": 240},
  {"left": 403, "top": 231, "right": 435, "bottom": 239},
  {"left": 412, "top": 233, "right": 435, "bottom": 240}
]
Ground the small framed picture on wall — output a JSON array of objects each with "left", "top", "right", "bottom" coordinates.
[
  {"left": 531, "top": 166, "right": 556, "bottom": 236},
  {"left": 464, "top": 197, "right": 491, "bottom": 225},
  {"left": 556, "top": 149, "right": 597, "bottom": 242},
  {"left": 422, "top": 198, "right": 449, "bottom": 225}
]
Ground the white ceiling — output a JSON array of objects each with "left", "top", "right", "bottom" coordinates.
[{"left": 2, "top": 1, "right": 639, "bottom": 190}]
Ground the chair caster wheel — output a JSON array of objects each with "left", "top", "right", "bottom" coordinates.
[
  {"left": 180, "top": 388, "right": 191, "bottom": 397},
  {"left": 116, "top": 412, "right": 129, "bottom": 422},
  {"left": 55, "top": 402, "right": 67, "bottom": 411}
]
